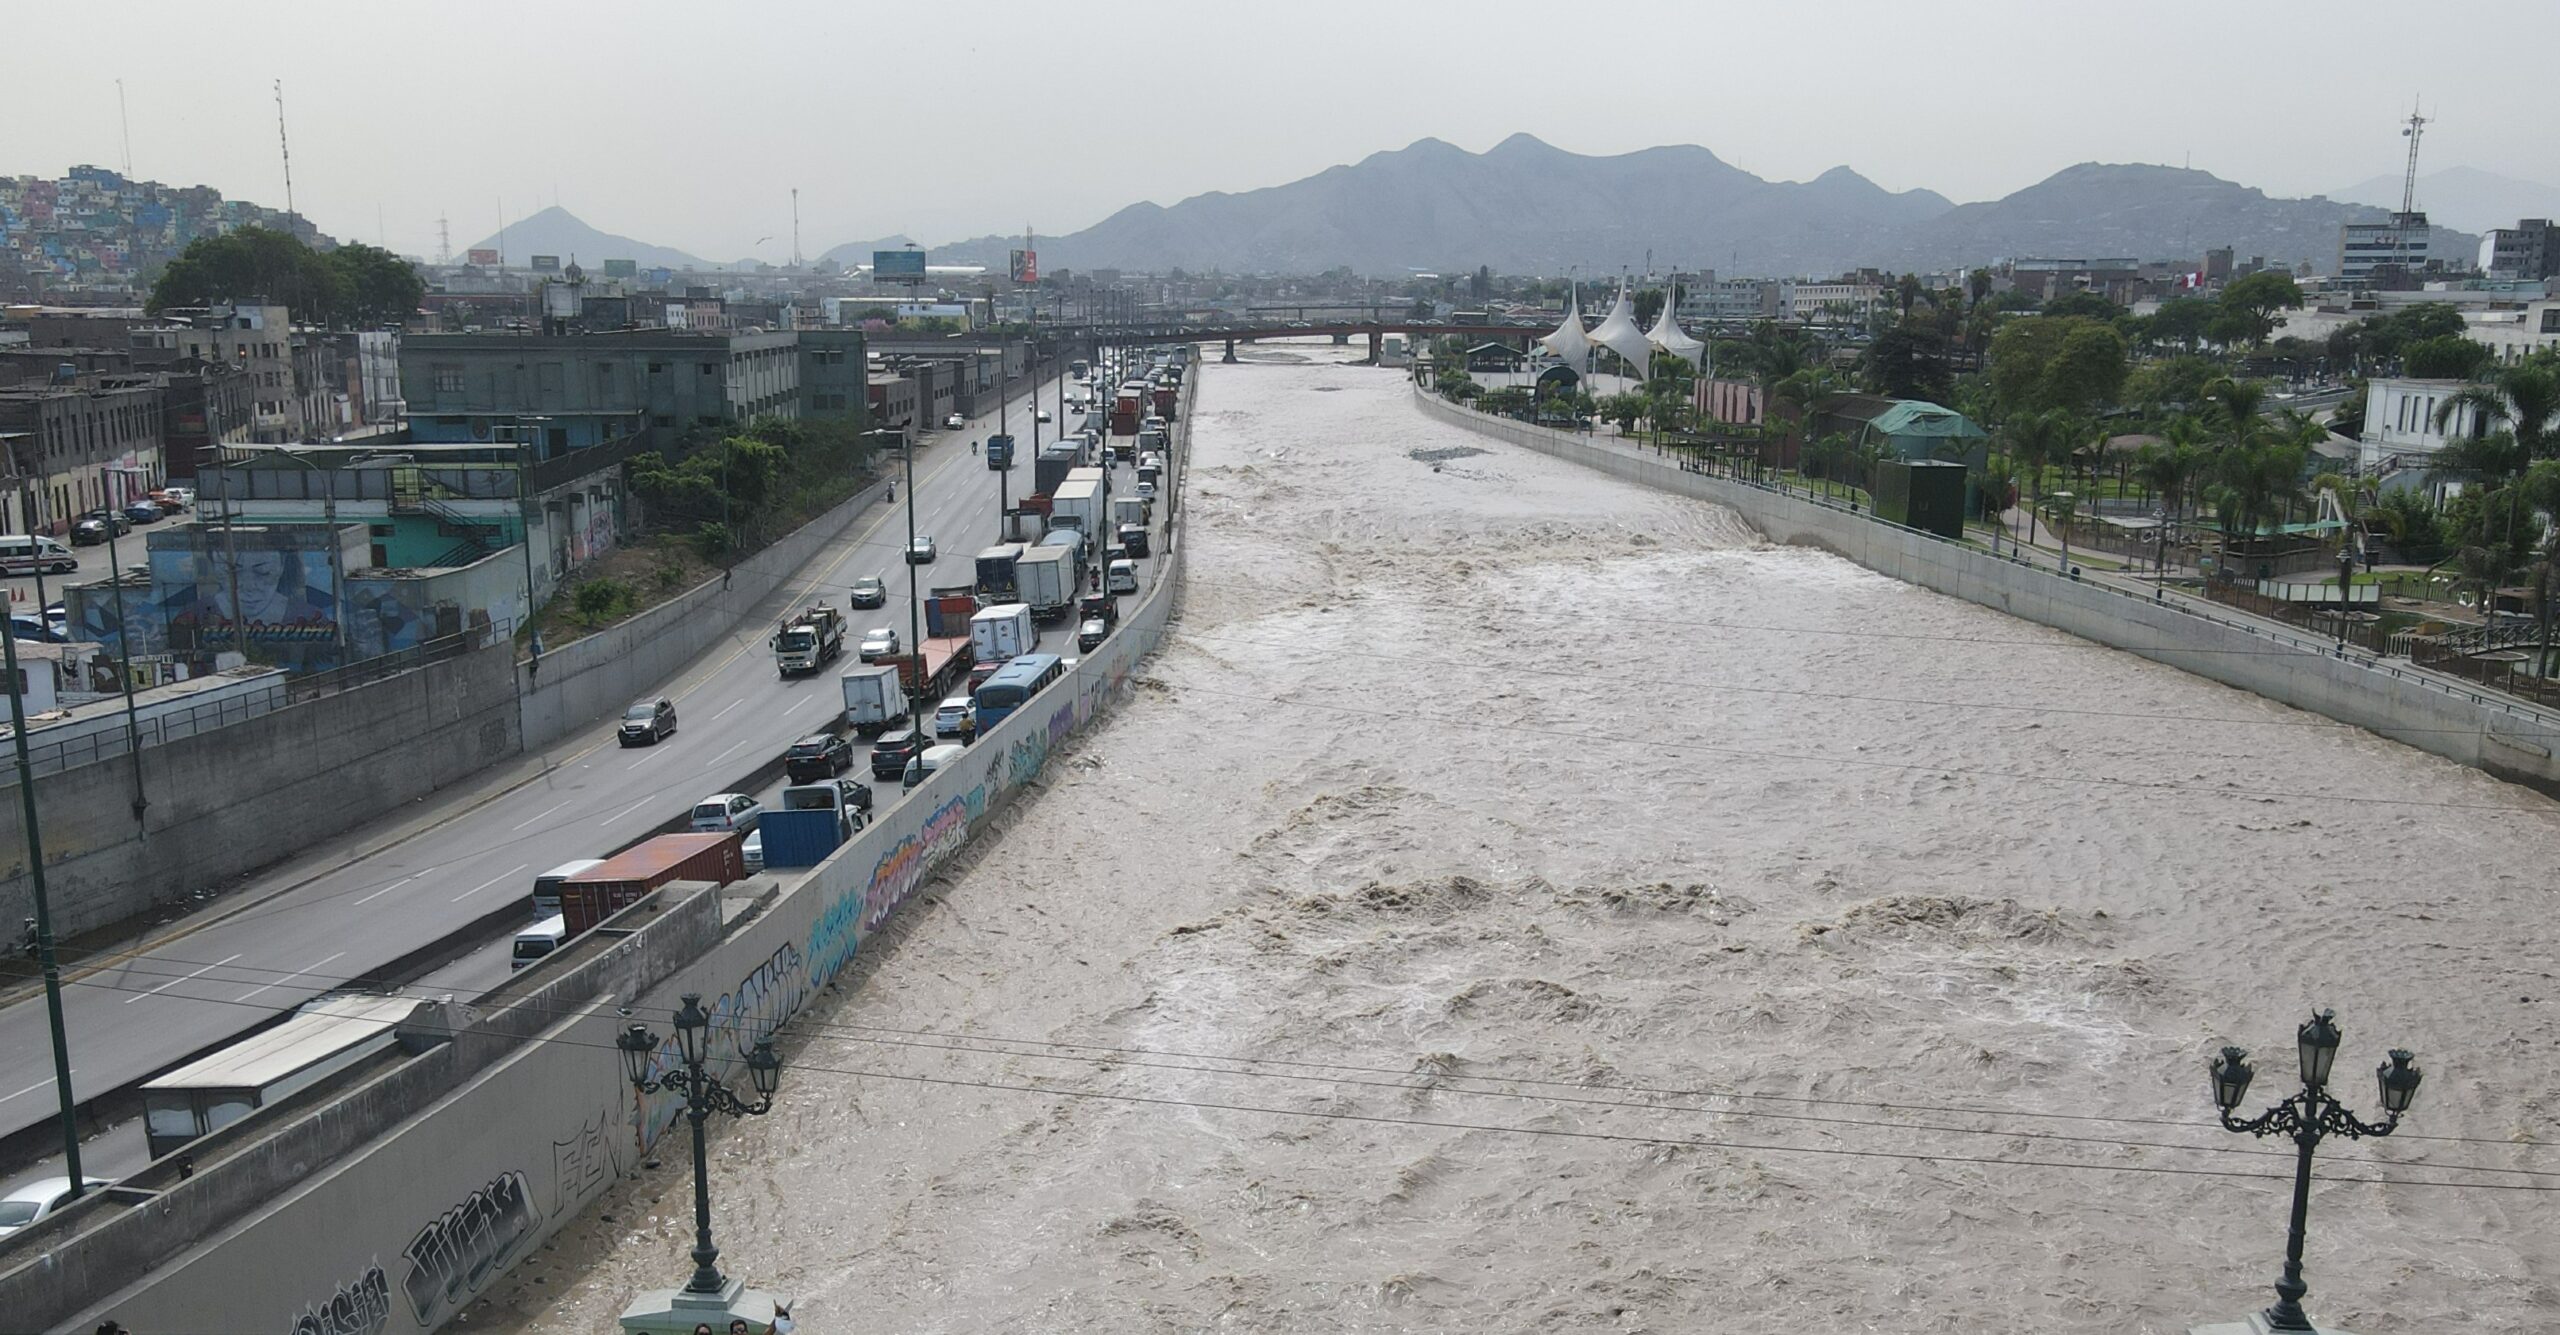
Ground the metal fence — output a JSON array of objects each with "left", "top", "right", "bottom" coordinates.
[
  {"left": 9, "top": 681, "right": 290, "bottom": 780},
  {"left": 285, "top": 617, "right": 517, "bottom": 703}
]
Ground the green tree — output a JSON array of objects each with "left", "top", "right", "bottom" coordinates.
[
  {"left": 327, "top": 242, "right": 425, "bottom": 324},
  {"left": 2402, "top": 335, "right": 2493, "bottom": 381},
  {"left": 2139, "top": 298, "right": 2216, "bottom": 353},
  {"left": 1597, "top": 390, "right": 1649, "bottom": 434},
  {"left": 2435, "top": 361, "right": 2560, "bottom": 461},
  {"left": 1987, "top": 316, "right": 2128, "bottom": 418},
  {"left": 2042, "top": 290, "right": 2127, "bottom": 323},
  {"left": 1861, "top": 325, "right": 1953, "bottom": 402},
  {"left": 146, "top": 226, "right": 347, "bottom": 320},
  {"left": 2214, "top": 271, "right": 2305, "bottom": 349},
  {"left": 2001, "top": 408, "right": 2077, "bottom": 517}
]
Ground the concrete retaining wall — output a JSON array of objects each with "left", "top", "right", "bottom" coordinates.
[
  {"left": 53, "top": 371, "right": 1197, "bottom": 1333},
  {"left": 517, "top": 477, "right": 893, "bottom": 751},
  {"left": 0, "top": 640, "right": 524, "bottom": 940},
  {"left": 1410, "top": 388, "right": 2560, "bottom": 790}
]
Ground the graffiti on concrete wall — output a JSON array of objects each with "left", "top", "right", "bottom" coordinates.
[
  {"left": 288, "top": 1261, "right": 392, "bottom": 1335},
  {"left": 711, "top": 940, "right": 806, "bottom": 1061},
  {"left": 549, "top": 1116, "right": 621, "bottom": 1220},
  {"left": 399, "top": 1170, "right": 537, "bottom": 1326},
  {"left": 807, "top": 786, "right": 980, "bottom": 986}
]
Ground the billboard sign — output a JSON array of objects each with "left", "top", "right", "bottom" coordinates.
[
  {"left": 873, "top": 249, "right": 927, "bottom": 282},
  {"left": 530, "top": 254, "right": 561, "bottom": 273},
  {"left": 602, "top": 258, "right": 637, "bottom": 278},
  {"left": 1009, "top": 249, "right": 1038, "bottom": 284},
  {"left": 465, "top": 248, "right": 499, "bottom": 266}
]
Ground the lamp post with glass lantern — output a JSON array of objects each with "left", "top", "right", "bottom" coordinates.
[
  {"left": 616, "top": 994, "right": 782, "bottom": 1300},
  {"left": 2206, "top": 1009, "right": 2422, "bottom": 1333}
]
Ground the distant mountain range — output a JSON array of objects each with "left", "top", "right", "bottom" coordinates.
[
  {"left": 2329, "top": 166, "right": 2560, "bottom": 237},
  {"left": 464, "top": 206, "right": 722, "bottom": 271},
  {"left": 470, "top": 137, "right": 2523, "bottom": 280}
]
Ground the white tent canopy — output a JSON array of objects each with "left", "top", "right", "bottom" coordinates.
[
  {"left": 1588, "top": 279, "right": 1651, "bottom": 381},
  {"left": 1646, "top": 282, "right": 1706, "bottom": 369},
  {"left": 1539, "top": 286, "right": 1592, "bottom": 369}
]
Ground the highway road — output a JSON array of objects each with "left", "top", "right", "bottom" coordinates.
[{"left": 0, "top": 368, "right": 1091, "bottom": 1161}]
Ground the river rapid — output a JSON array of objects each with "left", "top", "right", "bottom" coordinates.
[{"left": 485, "top": 346, "right": 2560, "bottom": 1334}]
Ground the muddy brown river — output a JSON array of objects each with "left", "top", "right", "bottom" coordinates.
[{"left": 483, "top": 347, "right": 2560, "bottom": 1335}]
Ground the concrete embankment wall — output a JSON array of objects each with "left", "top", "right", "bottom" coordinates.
[
  {"left": 0, "top": 640, "right": 524, "bottom": 940},
  {"left": 41, "top": 372, "right": 1196, "bottom": 1333},
  {"left": 1409, "top": 387, "right": 2560, "bottom": 791},
  {"left": 517, "top": 477, "right": 893, "bottom": 751}
]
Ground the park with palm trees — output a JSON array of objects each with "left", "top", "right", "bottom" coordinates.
[{"left": 1427, "top": 271, "right": 2560, "bottom": 706}]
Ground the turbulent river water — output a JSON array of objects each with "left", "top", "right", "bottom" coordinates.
[{"left": 486, "top": 346, "right": 2560, "bottom": 1335}]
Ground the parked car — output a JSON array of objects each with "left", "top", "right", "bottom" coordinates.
[
  {"left": 906, "top": 535, "right": 938, "bottom": 564},
  {"left": 618, "top": 696, "right": 677, "bottom": 746},
  {"left": 689, "top": 792, "right": 762, "bottom": 835},
  {"left": 849, "top": 576, "right": 887, "bottom": 609},
  {"left": 0, "top": 1176, "right": 111, "bottom": 1238},
  {"left": 8, "top": 615, "right": 66, "bottom": 644},
  {"left": 71, "top": 512, "right": 126, "bottom": 545},
  {"left": 944, "top": 412, "right": 967, "bottom": 430},
  {"left": 933, "top": 693, "right": 977, "bottom": 740},
  {"left": 858, "top": 627, "right": 900, "bottom": 662},
  {"left": 870, "top": 726, "right": 925, "bottom": 779},
  {"left": 121, "top": 500, "right": 162, "bottom": 525},
  {"left": 784, "top": 732, "right": 854, "bottom": 782},
  {"left": 1077, "top": 617, "right": 1110, "bottom": 652},
  {"left": 154, "top": 486, "right": 195, "bottom": 509}
]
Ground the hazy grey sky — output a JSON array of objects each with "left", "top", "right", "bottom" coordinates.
[{"left": 9, "top": 0, "right": 2553, "bottom": 261}]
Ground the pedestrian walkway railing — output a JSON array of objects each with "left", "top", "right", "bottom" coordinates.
[
  {"left": 1442, "top": 393, "right": 2560, "bottom": 738},
  {"left": 6, "top": 680, "right": 290, "bottom": 779}
]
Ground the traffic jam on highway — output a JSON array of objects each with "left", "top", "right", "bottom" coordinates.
[
  {"left": 0, "top": 350, "right": 1185, "bottom": 1204},
  {"left": 510, "top": 348, "right": 1184, "bottom": 974}
]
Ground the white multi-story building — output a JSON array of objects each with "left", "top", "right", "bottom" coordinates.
[
  {"left": 2337, "top": 211, "right": 2454, "bottom": 286},
  {"left": 2358, "top": 376, "right": 2494, "bottom": 475},
  {"left": 1785, "top": 280, "right": 1884, "bottom": 326}
]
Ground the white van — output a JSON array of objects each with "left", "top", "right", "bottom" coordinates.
[
  {"left": 511, "top": 915, "right": 568, "bottom": 970},
  {"left": 0, "top": 536, "right": 77, "bottom": 576},
  {"left": 531, "top": 859, "right": 605, "bottom": 916},
  {"left": 903, "top": 742, "right": 968, "bottom": 789},
  {"left": 1106, "top": 559, "right": 1139, "bottom": 595}
]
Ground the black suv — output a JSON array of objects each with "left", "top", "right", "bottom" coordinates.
[
  {"left": 870, "top": 726, "right": 925, "bottom": 779},
  {"left": 618, "top": 696, "right": 677, "bottom": 746},
  {"left": 784, "top": 733, "right": 853, "bottom": 782}
]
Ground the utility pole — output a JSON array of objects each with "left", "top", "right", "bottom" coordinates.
[
  {"left": 1, "top": 610, "right": 83, "bottom": 1201},
  {"left": 116, "top": 78, "right": 134, "bottom": 178},
  {"left": 901, "top": 437, "right": 924, "bottom": 739},
  {"left": 99, "top": 468, "right": 149, "bottom": 823},
  {"left": 791, "top": 187, "right": 802, "bottom": 270}
]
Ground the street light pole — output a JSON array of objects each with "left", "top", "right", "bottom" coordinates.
[
  {"left": 902, "top": 435, "right": 923, "bottom": 739},
  {"left": 618, "top": 995, "right": 782, "bottom": 1297},
  {"left": 2209, "top": 1010, "right": 2423, "bottom": 1333},
  {"left": 0, "top": 610, "right": 83, "bottom": 1201}
]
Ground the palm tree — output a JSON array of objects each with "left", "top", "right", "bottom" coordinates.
[
  {"left": 1771, "top": 366, "right": 1849, "bottom": 471},
  {"left": 2202, "top": 376, "right": 2270, "bottom": 453},
  {"left": 2002, "top": 409, "right": 2075, "bottom": 542},
  {"left": 2132, "top": 439, "right": 2202, "bottom": 568},
  {"left": 2436, "top": 361, "right": 2560, "bottom": 461}
]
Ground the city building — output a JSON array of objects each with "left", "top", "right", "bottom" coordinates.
[
  {"left": 0, "top": 166, "right": 321, "bottom": 300},
  {"left": 1694, "top": 378, "right": 1766, "bottom": 427},
  {"left": 172, "top": 303, "right": 331, "bottom": 444},
  {"left": 2337, "top": 211, "right": 2454, "bottom": 286},
  {"left": 2488, "top": 220, "right": 2560, "bottom": 281},
  {"left": 1785, "top": 278, "right": 1886, "bottom": 326},
  {"left": 399, "top": 327, "right": 847, "bottom": 453},
  {"left": 2007, "top": 258, "right": 2145, "bottom": 305},
  {"left": 2357, "top": 376, "right": 2494, "bottom": 476},
  {"left": 0, "top": 372, "right": 164, "bottom": 534},
  {"left": 1676, "top": 278, "right": 1782, "bottom": 326}
]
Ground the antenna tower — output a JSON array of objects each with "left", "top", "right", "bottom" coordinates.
[
  {"left": 791, "top": 188, "right": 802, "bottom": 268},
  {"left": 2395, "top": 98, "right": 2429, "bottom": 279},
  {"left": 115, "top": 79, "right": 133, "bottom": 176},
  {"left": 437, "top": 216, "right": 451, "bottom": 266},
  {"left": 273, "top": 81, "right": 296, "bottom": 218}
]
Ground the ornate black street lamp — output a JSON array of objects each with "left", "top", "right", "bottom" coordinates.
[
  {"left": 619, "top": 995, "right": 784, "bottom": 1296},
  {"left": 2210, "top": 1009, "right": 2423, "bottom": 1332}
]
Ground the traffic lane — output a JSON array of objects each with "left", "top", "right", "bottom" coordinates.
[
  {"left": 0, "top": 514, "right": 200, "bottom": 615},
  {"left": 0, "top": 378, "right": 1064, "bottom": 1125}
]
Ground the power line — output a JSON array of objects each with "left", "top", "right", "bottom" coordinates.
[
  {"left": 55, "top": 965, "right": 2558, "bottom": 1195},
  {"left": 65, "top": 952, "right": 2560, "bottom": 1167}
]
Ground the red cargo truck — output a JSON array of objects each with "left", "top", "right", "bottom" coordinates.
[
  {"left": 1111, "top": 384, "right": 1144, "bottom": 436},
  {"left": 1151, "top": 384, "right": 1177, "bottom": 421},
  {"left": 882, "top": 635, "right": 972, "bottom": 703},
  {"left": 559, "top": 831, "right": 746, "bottom": 936}
]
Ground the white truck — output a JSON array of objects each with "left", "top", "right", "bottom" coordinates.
[
  {"left": 1112, "top": 495, "right": 1147, "bottom": 530},
  {"left": 771, "top": 602, "right": 846, "bottom": 677},
  {"left": 1050, "top": 473, "right": 1107, "bottom": 537},
  {"left": 1015, "top": 545, "right": 1076, "bottom": 621},
  {"left": 839, "top": 663, "right": 908, "bottom": 737},
  {"left": 969, "top": 602, "right": 1037, "bottom": 664}
]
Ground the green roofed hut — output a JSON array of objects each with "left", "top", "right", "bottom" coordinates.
[{"left": 1857, "top": 399, "right": 1990, "bottom": 463}]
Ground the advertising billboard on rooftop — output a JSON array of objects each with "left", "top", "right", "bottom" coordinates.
[{"left": 873, "top": 249, "right": 927, "bottom": 280}]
